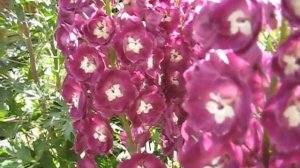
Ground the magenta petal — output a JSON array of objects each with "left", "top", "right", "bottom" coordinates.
[
  {"left": 118, "top": 153, "right": 166, "bottom": 168},
  {"left": 94, "top": 70, "right": 138, "bottom": 117}
]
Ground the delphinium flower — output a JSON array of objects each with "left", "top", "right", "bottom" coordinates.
[
  {"left": 183, "top": 51, "right": 252, "bottom": 141},
  {"left": 192, "top": 0, "right": 262, "bottom": 52},
  {"left": 55, "top": 0, "right": 300, "bottom": 167},
  {"left": 66, "top": 45, "right": 105, "bottom": 83},
  {"left": 61, "top": 75, "right": 87, "bottom": 120},
  {"left": 73, "top": 114, "right": 113, "bottom": 155},
  {"left": 282, "top": 0, "right": 300, "bottom": 26},
  {"left": 118, "top": 153, "right": 166, "bottom": 168}
]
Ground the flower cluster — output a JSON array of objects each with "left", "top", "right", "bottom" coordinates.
[{"left": 56, "top": 0, "right": 300, "bottom": 167}]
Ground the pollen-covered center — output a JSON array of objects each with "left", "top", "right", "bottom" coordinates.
[
  {"left": 227, "top": 10, "right": 252, "bottom": 36},
  {"left": 126, "top": 37, "right": 143, "bottom": 54},
  {"left": 93, "top": 21, "right": 109, "bottom": 39},
  {"left": 170, "top": 49, "right": 183, "bottom": 63},
  {"left": 205, "top": 93, "right": 235, "bottom": 124},
  {"left": 283, "top": 104, "right": 300, "bottom": 127},
  {"left": 105, "top": 84, "right": 123, "bottom": 101},
  {"left": 137, "top": 100, "right": 153, "bottom": 115},
  {"left": 291, "top": 0, "right": 300, "bottom": 17},
  {"left": 80, "top": 56, "right": 97, "bottom": 73},
  {"left": 283, "top": 54, "right": 300, "bottom": 75},
  {"left": 93, "top": 127, "right": 107, "bottom": 142},
  {"left": 72, "top": 93, "right": 79, "bottom": 108}
]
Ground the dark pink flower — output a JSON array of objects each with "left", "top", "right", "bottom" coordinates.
[
  {"left": 113, "top": 13, "right": 155, "bottom": 63},
  {"left": 128, "top": 85, "right": 166, "bottom": 126},
  {"left": 179, "top": 124, "right": 242, "bottom": 168},
  {"left": 94, "top": 70, "right": 138, "bottom": 117},
  {"left": 120, "top": 125, "right": 151, "bottom": 149},
  {"left": 55, "top": 25, "right": 80, "bottom": 57},
  {"left": 262, "top": 83, "right": 300, "bottom": 153},
  {"left": 183, "top": 52, "right": 252, "bottom": 140},
  {"left": 61, "top": 75, "right": 87, "bottom": 120},
  {"left": 118, "top": 153, "right": 166, "bottom": 168},
  {"left": 66, "top": 45, "right": 105, "bottom": 83},
  {"left": 73, "top": 114, "right": 113, "bottom": 155},
  {"left": 77, "top": 155, "right": 98, "bottom": 168},
  {"left": 192, "top": 0, "right": 262, "bottom": 52},
  {"left": 282, "top": 0, "right": 300, "bottom": 26},
  {"left": 82, "top": 11, "right": 115, "bottom": 45},
  {"left": 136, "top": 48, "right": 164, "bottom": 79},
  {"left": 272, "top": 32, "right": 300, "bottom": 83}
]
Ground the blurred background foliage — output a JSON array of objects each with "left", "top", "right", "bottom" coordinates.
[{"left": 0, "top": 0, "right": 78, "bottom": 167}]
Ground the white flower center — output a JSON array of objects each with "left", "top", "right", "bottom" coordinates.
[
  {"left": 126, "top": 37, "right": 143, "bottom": 54},
  {"left": 93, "top": 127, "right": 107, "bottom": 142},
  {"left": 172, "top": 113, "right": 179, "bottom": 124},
  {"left": 147, "top": 56, "right": 154, "bottom": 69},
  {"left": 137, "top": 165, "right": 145, "bottom": 168},
  {"left": 105, "top": 84, "right": 123, "bottom": 101},
  {"left": 93, "top": 21, "right": 109, "bottom": 39},
  {"left": 80, "top": 56, "right": 97, "bottom": 73},
  {"left": 227, "top": 10, "right": 252, "bottom": 36},
  {"left": 70, "top": 0, "right": 77, "bottom": 4},
  {"left": 283, "top": 104, "right": 300, "bottom": 127},
  {"left": 171, "top": 75, "right": 180, "bottom": 86},
  {"left": 162, "top": 14, "right": 172, "bottom": 22},
  {"left": 205, "top": 93, "right": 235, "bottom": 124},
  {"left": 170, "top": 49, "right": 183, "bottom": 63},
  {"left": 291, "top": 0, "right": 300, "bottom": 17},
  {"left": 137, "top": 100, "right": 153, "bottom": 114},
  {"left": 72, "top": 93, "right": 79, "bottom": 108},
  {"left": 283, "top": 55, "right": 300, "bottom": 75}
]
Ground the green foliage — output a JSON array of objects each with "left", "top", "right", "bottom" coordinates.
[{"left": 0, "top": 0, "right": 78, "bottom": 167}]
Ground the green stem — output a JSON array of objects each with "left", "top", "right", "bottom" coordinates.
[
  {"left": 104, "top": 0, "right": 112, "bottom": 16},
  {"left": 50, "top": 39, "right": 61, "bottom": 90},
  {"left": 119, "top": 114, "right": 137, "bottom": 154},
  {"left": 22, "top": 21, "right": 40, "bottom": 85},
  {"left": 262, "top": 130, "right": 270, "bottom": 168},
  {"left": 279, "top": 20, "right": 289, "bottom": 44},
  {"left": 18, "top": 5, "right": 48, "bottom": 116}
]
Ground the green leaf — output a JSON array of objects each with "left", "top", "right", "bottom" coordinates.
[
  {"left": 0, "top": 122, "right": 19, "bottom": 138},
  {"left": 33, "top": 139, "right": 47, "bottom": 160},
  {"left": 39, "top": 151, "right": 56, "bottom": 168},
  {"left": 15, "top": 144, "right": 33, "bottom": 163},
  {"left": 62, "top": 121, "right": 73, "bottom": 141},
  {"left": 0, "top": 159, "right": 22, "bottom": 168}
]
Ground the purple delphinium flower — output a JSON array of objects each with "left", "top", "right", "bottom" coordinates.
[
  {"left": 94, "top": 70, "right": 138, "bottom": 117},
  {"left": 272, "top": 32, "right": 300, "bottom": 83},
  {"left": 118, "top": 153, "right": 166, "bottom": 168},
  {"left": 282, "top": 0, "right": 300, "bottom": 26},
  {"left": 262, "top": 82, "right": 300, "bottom": 154},
  {"left": 82, "top": 11, "right": 115, "bottom": 45},
  {"left": 73, "top": 114, "right": 113, "bottom": 155},
  {"left": 66, "top": 45, "right": 105, "bottom": 83},
  {"left": 192, "top": 0, "right": 262, "bottom": 53},
  {"left": 128, "top": 85, "right": 166, "bottom": 127},
  {"left": 61, "top": 75, "right": 87, "bottom": 120},
  {"left": 55, "top": 25, "right": 80, "bottom": 57},
  {"left": 77, "top": 155, "right": 98, "bottom": 168},
  {"left": 183, "top": 52, "right": 252, "bottom": 141}
]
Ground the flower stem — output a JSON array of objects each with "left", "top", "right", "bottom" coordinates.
[
  {"left": 22, "top": 21, "right": 40, "bottom": 85},
  {"left": 104, "top": 0, "right": 112, "bottom": 16},
  {"left": 119, "top": 113, "right": 137, "bottom": 154},
  {"left": 262, "top": 130, "right": 270, "bottom": 168}
]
